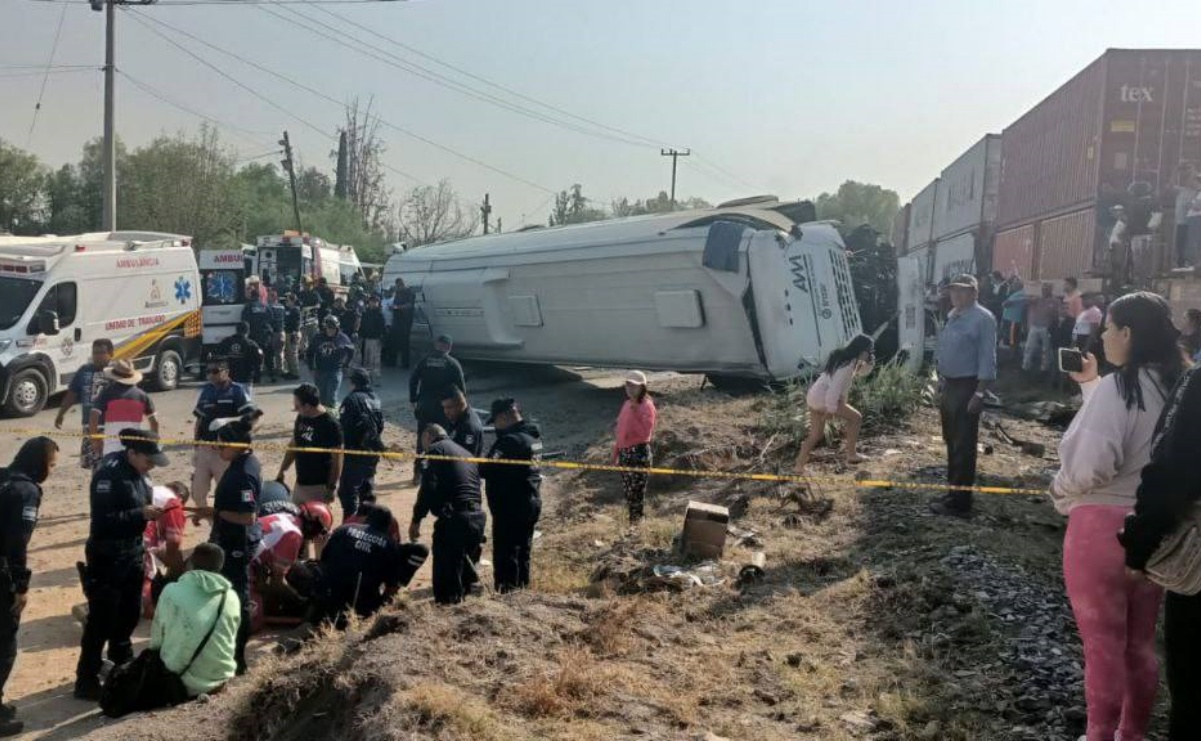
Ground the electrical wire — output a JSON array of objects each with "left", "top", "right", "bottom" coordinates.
[
  {"left": 125, "top": 7, "right": 556, "bottom": 194},
  {"left": 0, "top": 68, "right": 95, "bottom": 79},
  {"left": 21, "top": 0, "right": 404, "bottom": 5},
  {"left": 118, "top": 70, "right": 279, "bottom": 145},
  {"left": 0, "top": 64, "right": 98, "bottom": 70},
  {"left": 25, "top": 0, "right": 68, "bottom": 147}
]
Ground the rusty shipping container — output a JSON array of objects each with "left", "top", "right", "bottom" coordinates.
[
  {"left": 997, "top": 49, "right": 1201, "bottom": 279},
  {"left": 906, "top": 179, "right": 939, "bottom": 251},
  {"left": 993, "top": 224, "right": 1036, "bottom": 277},
  {"left": 933, "top": 134, "right": 1002, "bottom": 241}
]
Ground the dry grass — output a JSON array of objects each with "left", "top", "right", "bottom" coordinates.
[
  {"left": 508, "top": 645, "right": 610, "bottom": 719},
  {"left": 381, "top": 682, "right": 508, "bottom": 741}
]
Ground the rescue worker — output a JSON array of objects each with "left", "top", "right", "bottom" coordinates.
[
  {"left": 389, "top": 278, "right": 417, "bottom": 369},
  {"left": 306, "top": 316, "right": 354, "bottom": 407},
  {"left": 337, "top": 368, "right": 385, "bottom": 521},
  {"left": 442, "top": 390, "right": 484, "bottom": 456},
  {"left": 282, "top": 293, "right": 302, "bottom": 380},
  {"left": 409, "top": 334, "right": 466, "bottom": 483},
  {"left": 313, "top": 504, "right": 409, "bottom": 626},
  {"left": 216, "top": 322, "right": 264, "bottom": 397},
  {"left": 257, "top": 479, "right": 299, "bottom": 518},
  {"left": 297, "top": 276, "right": 321, "bottom": 356},
  {"left": 242, "top": 282, "right": 277, "bottom": 382},
  {"left": 267, "top": 288, "right": 287, "bottom": 383},
  {"left": 315, "top": 277, "right": 336, "bottom": 320},
  {"left": 191, "top": 419, "right": 260, "bottom": 675},
  {"left": 481, "top": 398, "right": 543, "bottom": 592},
  {"left": 191, "top": 358, "right": 254, "bottom": 518},
  {"left": 250, "top": 501, "right": 332, "bottom": 632},
  {"left": 0, "top": 437, "right": 58, "bottom": 736},
  {"left": 76, "top": 429, "right": 168, "bottom": 701},
  {"left": 409, "top": 425, "right": 485, "bottom": 605}
]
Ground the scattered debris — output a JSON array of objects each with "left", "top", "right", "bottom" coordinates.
[
  {"left": 737, "top": 552, "right": 766, "bottom": 586},
  {"left": 681, "top": 501, "right": 730, "bottom": 558}
]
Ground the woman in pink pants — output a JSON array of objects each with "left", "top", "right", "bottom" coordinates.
[{"left": 1052, "top": 292, "right": 1186, "bottom": 741}]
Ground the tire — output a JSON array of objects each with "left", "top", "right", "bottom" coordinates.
[
  {"left": 4, "top": 368, "right": 47, "bottom": 417},
  {"left": 149, "top": 349, "right": 182, "bottom": 392}
]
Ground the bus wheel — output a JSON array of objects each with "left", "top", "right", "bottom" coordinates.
[
  {"left": 4, "top": 369, "right": 47, "bottom": 417},
  {"left": 150, "top": 350, "right": 182, "bottom": 392}
]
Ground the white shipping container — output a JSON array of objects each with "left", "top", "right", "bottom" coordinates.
[
  {"left": 932, "top": 232, "right": 977, "bottom": 283},
  {"left": 932, "top": 135, "right": 1001, "bottom": 241},
  {"left": 907, "top": 179, "right": 939, "bottom": 250}
]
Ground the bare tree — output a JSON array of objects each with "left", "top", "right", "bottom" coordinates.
[
  {"left": 397, "top": 180, "right": 478, "bottom": 247},
  {"left": 337, "top": 98, "right": 392, "bottom": 233}
]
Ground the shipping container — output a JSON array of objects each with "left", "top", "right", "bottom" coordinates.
[
  {"left": 997, "top": 55, "right": 1106, "bottom": 229},
  {"left": 891, "top": 203, "right": 910, "bottom": 255},
  {"left": 932, "top": 232, "right": 976, "bottom": 283},
  {"left": 1037, "top": 208, "right": 1096, "bottom": 280},
  {"left": 996, "top": 49, "right": 1201, "bottom": 279},
  {"left": 993, "top": 224, "right": 1036, "bottom": 277},
  {"left": 933, "top": 135, "right": 1002, "bottom": 241},
  {"left": 906, "top": 179, "right": 939, "bottom": 250}
]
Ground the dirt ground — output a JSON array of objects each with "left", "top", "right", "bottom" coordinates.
[{"left": 0, "top": 361, "right": 649, "bottom": 739}]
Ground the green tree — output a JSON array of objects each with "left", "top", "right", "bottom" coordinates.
[
  {"left": 397, "top": 179, "right": 478, "bottom": 248},
  {"left": 0, "top": 139, "right": 47, "bottom": 234},
  {"left": 611, "top": 190, "right": 711, "bottom": 218},
  {"left": 813, "top": 181, "right": 900, "bottom": 236},
  {"left": 549, "top": 184, "right": 606, "bottom": 226}
]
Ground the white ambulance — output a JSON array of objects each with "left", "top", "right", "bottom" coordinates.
[{"left": 0, "top": 231, "right": 202, "bottom": 416}]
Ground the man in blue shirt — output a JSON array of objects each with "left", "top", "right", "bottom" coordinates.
[
  {"left": 306, "top": 316, "right": 354, "bottom": 407},
  {"left": 931, "top": 274, "right": 997, "bottom": 517},
  {"left": 191, "top": 359, "right": 254, "bottom": 518},
  {"left": 54, "top": 339, "right": 113, "bottom": 471}
]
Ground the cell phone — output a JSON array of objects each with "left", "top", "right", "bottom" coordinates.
[{"left": 1058, "top": 347, "right": 1084, "bottom": 373}]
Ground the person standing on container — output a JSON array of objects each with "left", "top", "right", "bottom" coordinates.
[
  {"left": 1052, "top": 292, "right": 1183, "bottom": 741},
  {"left": 794, "top": 334, "right": 874, "bottom": 473},
  {"left": 929, "top": 274, "right": 996, "bottom": 518},
  {"left": 613, "top": 371, "right": 657, "bottom": 524}
]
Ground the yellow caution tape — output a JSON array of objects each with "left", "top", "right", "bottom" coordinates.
[{"left": 9, "top": 427, "right": 1050, "bottom": 496}]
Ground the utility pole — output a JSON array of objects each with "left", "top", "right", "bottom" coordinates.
[
  {"left": 496, "top": 217, "right": 502, "bottom": 234},
  {"left": 279, "top": 131, "right": 304, "bottom": 234},
  {"left": 660, "top": 148, "right": 691, "bottom": 209},
  {"left": 92, "top": 0, "right": 159, "bottom": 231},
  {"left": 481, "top": 193, "right": 492, "bottom": 235}
]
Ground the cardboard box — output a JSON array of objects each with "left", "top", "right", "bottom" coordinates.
[{"left": 681, "top": 501, "right": 730, "bottom": 559}]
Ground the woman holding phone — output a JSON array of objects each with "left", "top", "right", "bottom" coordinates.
[{"left": 1051, "top": 292, "right": 1185, "bottom": 741}]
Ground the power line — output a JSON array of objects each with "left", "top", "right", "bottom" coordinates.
[
  {"left": 125, "top": 7, "right": 556, "bottom": 194},
  {"left": 260, "top": 4, "right": 657, "bottom": 151},
  {"left": 0, "top": 68, "right": 95, "bottom": 79},
  {"left": 118, "top": 70, "right": 278, "bottom": 144},
  {"left": 0, "top": 64, "right": 98, "bottom": 70},
  {"left": 690, "top": 153, "right": 766, "bottom": 193},
  {"left": 26, "top": 1, "right": 70, "bottom": 147},
  {"left": 314, "top": 4, "right": 681, "bottom": 151}
]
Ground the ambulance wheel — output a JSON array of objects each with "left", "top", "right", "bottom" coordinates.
[
  {"left": 5, "top": 369, "right": 47, "bottom": 417},
  {"left": 150, "top": 350, "right": 182, "bottom": 392}
]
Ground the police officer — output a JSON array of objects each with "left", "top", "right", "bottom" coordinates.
[
  {"left": 193, "top": 419, "right": 260, "bottom": 675},
  {"left": 337, "top": 368, "right": 385, "bottom": 520},
  {"left": 408, "top": 425, "right": 485, "bottom": 605},
  {"left": 243, "top": 283, "right": 277, "bottom": 383},
  {"left": 216, "top": 322, "right": 264, "bottom": 397},
  {"left": 282, "top": 293, "right": 302, "bottom": 380},
  {"left": 315, "top": 277, "right": 336, "bottom": 320},
  {"left": 306, "top": 315, "right": 355, "bottom": 407},
  {"left": 409, "top": 334, "right": 466, "bottom": 482},
  {"left": 297, "top": 276, "right": 321, "bottom": 356},
  {"left": 442, "top": 390, "right": 484, "bottom": 456},
  {"left": 76, "top": 429, "right": 168, "bottom": 701},
  {"left": 312, "top": 505, "right": 408, "bottom": 627},
  {"left": 0, "top": 438, "right": 58, "bottom": 736},
  {"left": 481, "top": 399, "right": 543, "bottom": 592}
]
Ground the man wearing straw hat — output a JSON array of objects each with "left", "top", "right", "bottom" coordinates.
[{"left": 88, "top": 360, "right": 158, "bottom": 466}]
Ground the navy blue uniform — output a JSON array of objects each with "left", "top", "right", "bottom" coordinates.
[
  {"left": 315, "top": 522, "right": 404, "bottom": 625},
  {"left": 409, "top": 353, "right": 466, "bottom": 457},
  {"left": 449, "top": 408, "right": 485, "bottom": 457},
  {"left": 77, "top": 453, "right": 152, "bottom": 686},
  {"left": 215, "top": 334, "right": 263, "bottom": 386},
  {"left": 193, "top": 382, "right": 253, "bottom": 442},
  {"left": 337, "top": 387, "right": 385, "bottom": 519},
  {"left": 306, "top": 332, "right": 354, "bottom": 407},
  {"left": 481, "top": 420, "right": 543, "bottom": 592},
  {"left": 283, "top": 305, "right": 302, "bottom": 333},
  {"left": 0, "top": 470, "right": 41, "bottom": 699},
  {"left": 413, "top": 438, "right": 484, "bottom": 605},
  {"left": 210, "top": 452, "right": 261, "bottom": 673},
  {"left": 241, "top": 299, "right": 275, "bottom": 343}
]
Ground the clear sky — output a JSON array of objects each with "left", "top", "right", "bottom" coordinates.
[{"left": 1, "top": 0, "right": 1199, "bottom": 229}]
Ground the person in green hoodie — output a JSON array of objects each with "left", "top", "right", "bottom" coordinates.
[{"left": 148, "top": 543, "right": 239, "bottom": 698}]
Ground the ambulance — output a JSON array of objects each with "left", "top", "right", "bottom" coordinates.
[{"left": 0, "top": 231, "right": 202, "bottom": 416}]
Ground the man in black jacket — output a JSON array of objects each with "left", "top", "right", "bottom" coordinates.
[
  {"left": 409, "top": 426, "right": 485, "bottom": 605},
  {"left": 311, "top": 505, "right": 406, "bottom": 627},
  {"left": 358, "top": 294, "right": 387, "bottom": 382},
  {"left": 409, "top": 335, "right": 466, "bottom": 483},
  {"left": 442, "top": 390, "right": 484, "bottom": 457},
  {"left": 282, "top": 293, "right": 302, "bottom": 380},
  {"left": 337, "top": 369, "right": 385, "bottom": 521},
  {"left": 389, "top": 278, "right": 416, "bottom": 369},
  {"left": 75, "top": 429, "right": 168, "bottom": 701},
  {"left": 481, "top": 398, "right": 543, "bottom": 592},
  {"left": 216, "top": 322, "right": 264, "bottom": 397},
  {"left": 0, "top": 438, "right": 58, "bottom": 736}
]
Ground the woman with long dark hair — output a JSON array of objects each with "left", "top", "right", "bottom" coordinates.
[
  {"left": 794, "top": 334, "right": 874, "bottom": 473},
  {"left": 613, "top": 371, "right": 657, "bottom": 524},
  {"left": 1051, "top": 292, "right": 1184, "bottom": 741}
]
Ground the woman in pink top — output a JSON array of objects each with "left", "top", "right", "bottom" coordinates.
[
  {"left": 794, "top": 334, "right": 874, "bottom": 473},
  {"left": 614, "top": 370, "right": 657, "bottom": 523}
]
